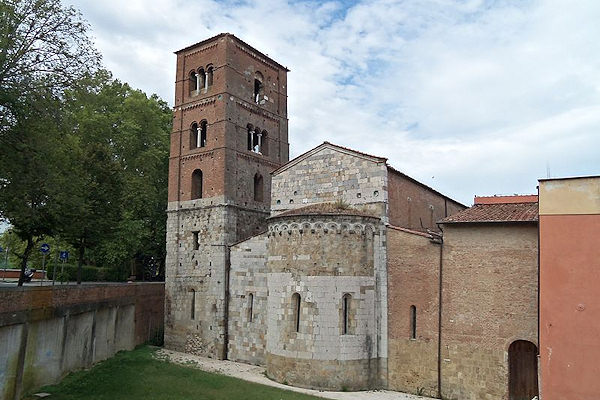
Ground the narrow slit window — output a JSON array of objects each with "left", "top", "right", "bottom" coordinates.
[
  {"left": 292, "top": 293, "right": 301, "bottom": 333},
  {"left": 191, "top": 289, "right": 196, "bottom": 320},
  {"left": 261, "top": 130, "right": 268, "bottom": 155},
  {"left": 198, "top": 68, "right": 206, "bottom": 90},
  {"left": 189, "top": 71, "right": 198, "bottom": 93},
  {"left": 192, "top": 169, "right": 203, "bottom": 199},
  {"left": 342, "top": 294, "right": 351, "bottom": 335},
  {"left": 254, "top": 72, "right": 264, "bottom": 103},
  {"left": 248, "top": 293, "right": 254, "bottom": 322},
  {"left": 206, "top": 65, "right": 213, "bottom": 88},
  {"left": 247, "top": 124, "right": 254, "bottom": 151},
  {"left": 199, "top": 120, "right": 207, "bottom": 148},
  {"left": 410, "top": 305, "right": 417, "bottom": 339},
  {"left": 190, "top": 122, "right": 198, "bottom": 149},
  {"left": 192, "top": 231, "right": 199, "bottom": 250}
]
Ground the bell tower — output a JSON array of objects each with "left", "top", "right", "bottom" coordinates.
[{"left": 165, "top": 33, "right": 289, "bottom": 358}]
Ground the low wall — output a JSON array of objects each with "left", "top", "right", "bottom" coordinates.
[
  {"left": 0, "top": 269, "right": 46, "bottom": 280},
  {"left": 0, "top": 282, "right": 164, "bottom": 400}
]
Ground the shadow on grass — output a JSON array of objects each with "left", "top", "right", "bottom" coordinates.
[{"left": 24, "top": 346, "right": 322, "bottom": 400}]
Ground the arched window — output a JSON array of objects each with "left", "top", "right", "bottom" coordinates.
[
  {"left": 342, "top": 294, "right": 351, "bottom": 335},
  {"left": 199, "top": 120, "right": 207, "bottom": 148},
  {"left": 198, "top": 68, "right": 206, "bottom": 91},
  {"left": 260, "top": 130, "right": 268, "bottom": 156},
  {"left": 190, "top": 122, "right": 198, "bottom": 148},
  {"left": 246, "top": 124, "right": 254, "bottom": 151},
  {"left": 248, "top": 293, "right": 254, "bottom": 322},
  {"left": 247, "top": 125, "right": 267, "bottom": 154},
  {"left": 254, "top": 173, "right": 263, "bottom": 202},
  {"left": 191, "top": 121, "right": 207, "bottom": 149},
  {"left": 192, "top": 169, "right": 203, "bottom": 199},
  {"left": 254, "top": 72, "right": 264, "bottom": 103},
  {"left": 191, "top": 289, "right": 196, "bottom": 320},
  {"left": 410, "top": 305, "right": 417, "bottom": 339},
  {"left": 206, "top": 65, "right": 213, "bottom": 88},
  {"left": 189, "top": 71, "right": 198, "bottom": 93},
  {"left": 292, "top": 293, "right": 301, "bottom": 333}
]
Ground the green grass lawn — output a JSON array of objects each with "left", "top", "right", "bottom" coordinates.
[{"left": 25, "top": 346, "right": 323, "bottom": 400}]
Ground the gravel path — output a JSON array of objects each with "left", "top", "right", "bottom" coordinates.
[{"left": 156, "top": 349, "right": 435, "bottom": 400}]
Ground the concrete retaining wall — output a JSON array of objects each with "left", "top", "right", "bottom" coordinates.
[{"left": 0, "top": 282, "right": 164, "bottom": 400}]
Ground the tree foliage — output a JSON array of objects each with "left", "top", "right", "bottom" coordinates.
[
  {"left": 0, "top": 0, "right": 100, "bottom": 135},
  {"left": 60, "top": 71, "right": 170, "bottom": 282},
  {"left": 0, "top": 2, "right": 170, "bottom": 285}
]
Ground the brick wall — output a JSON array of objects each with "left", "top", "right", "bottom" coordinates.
[
  {"left": 387, "top": 226, "right": 441, "bottom": 397},
  {"left": 387, "top": 169, "right": 464, "bottom": 231},
  {"left": 440, "top": 223, "right": 538, "bottom": 400}
]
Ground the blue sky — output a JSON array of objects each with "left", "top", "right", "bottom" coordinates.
[{"left": 61, "top": 0, "right": 600, "bottom": 205}]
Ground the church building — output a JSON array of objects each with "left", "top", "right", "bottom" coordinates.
[{"left": 165, "top": 33, "right": 540, "bottom": 400}]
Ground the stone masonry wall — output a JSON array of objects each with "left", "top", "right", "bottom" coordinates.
[
  {"left": 387, "top": 227, "right": 441, "bottom": 398},
  {"left": 270, "top": 146, "right": 388, "bottom": 220},
  {"left": 164, "top": 201, "right": 268, "bottom": 358},
  {"left": 265, "top": 214, "right": 383, "bottom": 390},
  {"left": 440, "top": 223, "right": 538, "bottom": 400},
  {"left": 228, "top": 233, "right": 268, "bottom": 365}
]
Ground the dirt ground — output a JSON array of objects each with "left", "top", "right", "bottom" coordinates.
[{"left": 156, "top": 349, "right": 435, "bottom": 400}]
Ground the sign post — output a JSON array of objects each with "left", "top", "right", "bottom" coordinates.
[
  {"left": 0, "top": 246, "right": 4, "bottom": 282},
  {"left": 40, "top": 243, "right": 50, "bottom": 286},
  {"left": 59, "top": 251, "right": 69, "bottom": 284}
]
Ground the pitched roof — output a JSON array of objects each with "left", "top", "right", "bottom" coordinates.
[
  {"left": 174, "top": 33, "right": 290, "bottom": 71},
  {"left": 272, "top": 142, "right": 387, "bottom": 176},
  {"left": 387, "top": 166, "right": 467, "bottom": 208},
  {"left": 439, "top": 201, "right": 539, "bottom": 224}
]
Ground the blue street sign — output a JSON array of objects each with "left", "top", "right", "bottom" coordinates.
[
  {"left": 59, "top": 251, "right": 69, "bottom": 260},
  {"left": 40, "top": 243, "right": 50, "bottom": 254},
  {"left": 0, "top": 246, "right": 3, "bottom": 253}
]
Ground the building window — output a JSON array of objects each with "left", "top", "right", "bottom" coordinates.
[
  {"left": 260, "top": 130, "right": 268, "bottom": 156},
  {"left": 248, "top": 293, "right": 254, "bottom": 322},
  {"left": 246, "top": 124, "right": 267, "bottom": 154},
  {"left": 192, "top": 169, "right": 203, "bottom": 199},
  {"left": 292, "top": 293, "right": 301, "bottom": 333},
  {"left": 191, "top": 289, "right": 196, "bottom": 320},
  {"left": 198, "top": 68, "right": 206, "bottom": 90},
  {"left": 342, "top": 294, "right": 351, "bottom": 335},
  {"left": 199, "top": 120, "right": 207, "bottom": 147},
  {"left": 254, "top": 72, "right": 264, "bottom": 104},
  {"left": 189, "top": 71, "right": 198, "bottom": 93},
  {"left": 190, "top": 122, "right": 198, "bottom": 148},
  {"left": 206, "top": 65, "right": 213, "bottom": 88},
  {"left": 410, "top": 305, "right": 417, "bottom": 339},
  {"left": 192, "top": 231, "right": 199, "bottom": 250},
  {"left": 254, "top": 173, "right": 264, "bottom": 202}
]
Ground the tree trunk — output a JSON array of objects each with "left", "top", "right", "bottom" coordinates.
[
  {"left": 77, "top": 235, "right": 85, "bottom": 285},
  {"left": 17, "top": 237, "right": 34, "bottom": 286}
]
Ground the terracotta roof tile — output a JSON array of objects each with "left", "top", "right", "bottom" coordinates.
[{"left": 439, "top": 202, "right": 538, "bottom": 224}]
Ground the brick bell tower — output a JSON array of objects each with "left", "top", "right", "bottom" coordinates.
[{"left": 165, "top": 33, "right": 289, "bottom": 358}]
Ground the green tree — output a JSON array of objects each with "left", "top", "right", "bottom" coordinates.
[
  {"left": 61, "top": 71, "right": 170, "bottom": 282},
  {"left": 0, "top": 89, "right": 74, "bottom": 284},
  {"left": 0, "top": 0, "right": 100, "bottom": 285},
  {"left": 0, "top": 0, "right": 100, "bottom": 117}
]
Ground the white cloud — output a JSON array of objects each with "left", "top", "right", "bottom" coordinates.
[{"left": 63, "top": 0, "right": 600, "bottom": 204}]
